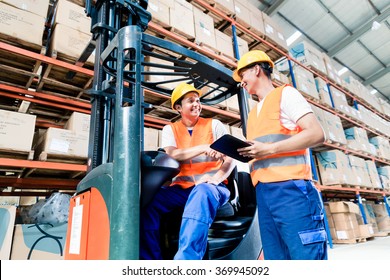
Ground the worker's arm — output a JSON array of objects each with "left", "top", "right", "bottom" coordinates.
[
  {"left": 238, "top": 112, "right": 325, "bottom": 158},
  {"left": 197, "top": 156, "right": 236, "bottom": 185},
  {"left": 164, "top": 144, "right": 224, "bottom": 162}
]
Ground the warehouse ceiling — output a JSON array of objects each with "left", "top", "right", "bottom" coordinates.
[{"left": 253, "top": 0, "right": 390, "bottom": 101}]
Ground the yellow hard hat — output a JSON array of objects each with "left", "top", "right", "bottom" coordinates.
[
  {"left": 171, "top": 83, "right": 202, "bottom": 110},
  {"left": 232, "top": 50, "right": 274, "bottom": 82}
]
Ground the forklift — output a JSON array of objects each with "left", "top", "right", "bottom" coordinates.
[{"left": 64, "top": 0, "right": 262, "bottom": 260}]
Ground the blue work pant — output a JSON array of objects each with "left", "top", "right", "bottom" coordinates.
[
  {"left": 140, "top": 183, "right": 230, "bottom": 260},
  {"left": 256, "top": 180, "right": 328, "bottom": 260}
]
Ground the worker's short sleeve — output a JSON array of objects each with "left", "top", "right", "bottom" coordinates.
[{"left": 161, "top": 124, "right": 176, "bottom": 148}]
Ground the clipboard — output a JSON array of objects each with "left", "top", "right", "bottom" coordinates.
[{"left": 210, "top": 134, "right": 252, "bottom": 162}]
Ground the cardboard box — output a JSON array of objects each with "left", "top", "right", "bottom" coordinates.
[
  {"left": 249, "top": 4, "right": 265, "bottom": 37},
  {"left": 236, "top": 36, "right": 249, "bottom": 58},
  {"left": 0, "top": 206, "right": 16, "bottom": 260},
  {"left": 215, "top": 29, "right": 234, "bottom": 58},
  {"left": 329, "top": 201, "right": 360, "bottom": 215},
  {"left": 292, "top": 66, "right": 319, "bottom": 100},
  {"left": 359, "top": 224, "right": 374, "bottom": 238},
  {"left": 365, "top": 160, "right": 383, "bottom": 189},
  {"left": 262, "top": 12, "right": 287, "bottom": 50},
  {"left": 316, "top": 150, "right": 353, "bottom": 185},
  {"left": 332, "top": 212, "right": 360, "bottom": 239},
  {"left": 234, "top": 0, "right": 251, "bottom": 29},
  {"left": 213, "top": 0, "right": 235, "bottom": 16},
  {"left": 169, "top": 0, "right": 195, "bottom": 38},
  {"left": 348, "top": 155, "right": 372, "bottom": 187},
  {"left": 0, "top": 2, "right": 45, "bottom": 48},
  {"left": 50, "top": 23, "right": 94, "bottom": 64},
  {"left": 54, "top": 0, "right": 91, "bottom": 34},
  {"left": 0, "top": 109, "right": 36, "bottom": 152},
  {"left": 0, "top": 0, "right": 49, "bottom": 18},
  {"left": 193, "top": 7, "right": 216, "bottom": 49},
  {"left": 289, "top": 41, "right": 327, "bottom": 74},
  {"left": 64, "top": 111, "right": 91, "bottom": 135},
  {"left": 10, "top": 223, "right": 67, "bottom": 260},
  {"left": 322, "top": 110, "right": 347, "bottom": 145},
  {"left": 35, "top": 127, "right": 89, "bottom": 158},
  {"left": 314, "top": 77, "right": 333, "bottom": 107},
  {"left": 147, "top": 0, "right": 170, "bottom": 27},
  {"left": 144, "top": 127, "right": 159, "bottom": 151}
]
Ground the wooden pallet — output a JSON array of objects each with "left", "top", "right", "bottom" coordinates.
[
  {"left": 332, "top": 237, "right": 367, "bottom": 244},
  {"left": 36, "top": 151, "right": 87, "bottom": 165},
  {"left": 372, "top": 231, "right": 390, "bottom": 237},
  {"left": 0, "top": 149, "right": 34, "bottom": 160}
]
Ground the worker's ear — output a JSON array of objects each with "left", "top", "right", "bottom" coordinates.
[{"left": 175, "top": 104, "right": 182, "bottom": 112}]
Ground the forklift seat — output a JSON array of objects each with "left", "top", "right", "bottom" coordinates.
[{"left": 140, "top": 150, "right": 180, "bottom": 208}]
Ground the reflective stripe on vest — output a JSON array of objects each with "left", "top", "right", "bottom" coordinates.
[
  {"left": 172, "top": 170, "right": 219, "bottom": 185},
  {"left": 247, "top": 85, "right": 311, "bottom": 185},
  {"left": 170, "top": 118, "right": 225, "bottom": 189}
]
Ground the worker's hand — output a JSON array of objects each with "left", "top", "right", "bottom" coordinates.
[
  {"left": 237, "top": 140, "right": 276, "bottom": 159},
  {"left": 205, "top": 146, "right": 225, "bottom": 160}
]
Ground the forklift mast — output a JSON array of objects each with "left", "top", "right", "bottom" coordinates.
[{"left": 64, "top": 0, "right": 251, "bottom": 260}]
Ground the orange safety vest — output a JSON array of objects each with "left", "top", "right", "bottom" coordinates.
[
  {"left": 170, "top": 117, "right": 226, "bottom": 189},
  {"left": 246, "top": 85, "right": 312, "bottom": 185}
]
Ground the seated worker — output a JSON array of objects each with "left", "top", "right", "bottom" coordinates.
[{"left": 140, "top": 82, "right": 236, "bottom": 260}]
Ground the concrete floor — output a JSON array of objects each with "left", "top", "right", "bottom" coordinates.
[{"left": 327, "top": 235, "right": 390, "bottom": 260}]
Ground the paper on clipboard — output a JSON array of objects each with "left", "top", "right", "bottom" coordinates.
[{"left": 210, "top": 134, "right": 252, "bottom": 162}]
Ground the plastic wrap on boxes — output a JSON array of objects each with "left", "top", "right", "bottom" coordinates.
[{"left": 27, "top": 193, "right": 71, "bottom": 224}]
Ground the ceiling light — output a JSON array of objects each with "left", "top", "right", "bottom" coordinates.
[
  {"left": 370, "top": 89, "right": 377, "bottom": 95},
  {"left": 286, "top": 31, "right": 302, "bottom": 46},
  {"left": 338, "top": 67, "right": 349, "bottom": 76},
  {"left": 371, "top": 21, "right": 381, "bottom": 30}
]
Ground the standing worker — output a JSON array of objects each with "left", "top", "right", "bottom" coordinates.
[
  {"left": 234, "top": 50, "right": 327, "bottom": 260},
  {"left": 140, "top": 82, "right": 236, "bottom": 260}
]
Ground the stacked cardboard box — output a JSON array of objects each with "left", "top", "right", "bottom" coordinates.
[
  {"left": 0, "top": 206, "right": 17, "bottom": 260},
  {"left": 310, "top": 105, "right": 347, "bottom": 146},
  {"left": 233, "top": 0, "right": 251, "bottom": 29},
  {"left": 291, "top": 66, "right": 319, "bottom": 100},
  {"left": 314, "top": 77, "right": 333, "bottom": 107},
  {"left": 147, "top": 0, "right": 170, "bottom": 27},
  {"left": 365, "top": 160, "right": 383, "bottom": 189},
  {"left": 321, "top": 52, "right": 342, "bottom": 85},
  {"left": 371, "top": 204, "right": 390, "bottom": 232},
  {"left": 249, "top": 6, "right": 266, "bottom": 38},
  {"left": 348, "top": 155, "right": 372, "bottom": 188},
  {"left": 363, "top": 202, "right": 380, "bottom": 234},
  {"left": 344, "top": 76, "right": 383, "bottom": 114},
  {"left": 169, "top": 0, "right": 195, "bottom": 38},
  {"left": 0, "top": 109, "right": 36, "bottom": 153},
  {"left": 316, "top": 149, "right": 354, "bottom": 186},
  {"left": 369, "top": 136, "right": 390, "bottom": 161},
  {"left": 344, "top": 126, "right": 376, "bottom": 156},
  {"left": 271, "top": 68, "right": 290, "bottom": 85},
  {"left": 144, "top": 127, "right": 160, "bottom": 151},
  {"left": 326, "top": 201, "right": 372, "bottom": 243},
  {"left": 50, "top": 0, "right": 94, "bottom": 64},
  {"left": 0, "top": 0, "right": 48, "bottom": 48},
  {"left": 193, "top": 7, "right": 217, "bottom": 50},
  {"left": 357, "top": 104, "right": 390, "bottom": 136},
  {"left": 10, "top": 223, "right": 68, "bottom": 260},
  {"left": 377, "top": 166, "right": 390, "bottom": 191},
  {"left": 262, "top": 12, "right": 287, "bottom": 51},
  {"left": 289, "top": 41, "right": 327, "bottom": 75},
  {"left": 34, "top": 112, "right": 90, "bottom": 159},
  {"left": 215, "top": 29, "right": 235, "bottom": 59}
]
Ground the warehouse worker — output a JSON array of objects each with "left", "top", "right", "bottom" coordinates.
[
  {"left": 233, "top": 50, "right": 327, "bottom": 260},
  {"left": 139, "top": 82, "right": 236, "bottom": 260}
]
